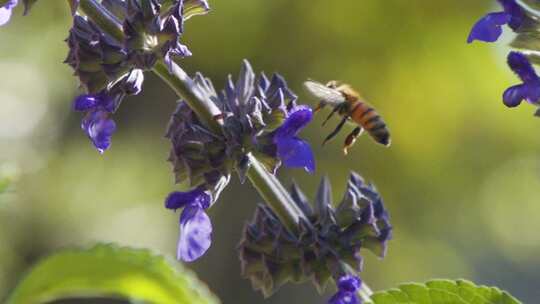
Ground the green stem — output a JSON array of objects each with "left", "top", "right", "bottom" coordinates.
[
  {"left": 359, "top": 284, "right": 373, "bottom": 302},
  {"left": 246, "top": 153, "right": 307, "bottom": 234},
  {"left": 78, "top": 0, "right": 124, "bottom": 41},
  {"left": 152, "top": 61, "right": 222, "bottom": 135}
]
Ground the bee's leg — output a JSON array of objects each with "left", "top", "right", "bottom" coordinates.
[
  {"left": 322, "top": 105, "right": 341, "bottom": 126},
  {"left": 323, "top": 116, "right": 348, "bottom": 146},
  {"left": 343, "top": 127, "right": 363, "bottom": 155},
  {"left": 313, "top": 102, "right": 326, "bottom": 114}
]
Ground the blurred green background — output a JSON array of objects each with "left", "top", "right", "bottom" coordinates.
[{"left": 1, "top": 0, "right": 539, "bottom": 303}]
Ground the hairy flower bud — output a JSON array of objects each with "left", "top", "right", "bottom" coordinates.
[
  {"left": 166, "top": 60, "right": 315, "bottom": 199},
  {"left": 238, "top": 172, "right": 392, "bottom": 297},
  {"left": 67, "top": 0, "right": 209, "bottom": 152}
]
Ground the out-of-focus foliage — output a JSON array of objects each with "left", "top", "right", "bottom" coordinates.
[
  {"left": 6, "top": 244, "right": 219, "bottom": 304},
  {"left": 0, "top": 0, "right": 540, "bottom": 303},
  {"left": 0, "top": 178, "right": 8, "bottom": 194},
  {"left": 368, "top": 280, "right": 521, "bottom": 304}
]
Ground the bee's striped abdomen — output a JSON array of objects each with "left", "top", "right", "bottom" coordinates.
[{"left": 351, "top": 102, "right": 391, "bottom": 146}]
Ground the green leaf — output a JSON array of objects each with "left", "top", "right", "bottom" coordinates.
[
  {"left": 368, "top": 279, "right": 521, "bottom": 304},
  {"left": 6, "top": 244, "right": 220, "bottom": 304}
]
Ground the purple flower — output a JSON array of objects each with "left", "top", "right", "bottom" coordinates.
[
  {"left": 328, "top": 275, "right": 362, "bottom": 304},
  {"left": 73, "top": 93, "right": 119, "bottom": 154},
  {"left": 274, "top": 105, "right": 315, "bottom": 173},
  {"left": 503, "top": 51, "right": 540, "bottom": 107},
  {"left": 239, "top": 173, "right": 390, "bottom": 296},
  {"left": 467, "top": 0, "right": 524, "bottom": 43},
  {"left": 0, "top": 0, "right": 17, "bottom": 26},
  {"left": 165, "top": 187, "right": 213, "bottom": 262}
]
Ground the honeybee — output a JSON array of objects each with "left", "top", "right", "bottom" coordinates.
[{"left": 304, "top": 80, "right": 391, "bottom": 154}]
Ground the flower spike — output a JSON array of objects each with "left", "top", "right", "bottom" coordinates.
[
  {"left": 166, "top": 60, "right": 315, "bottom": 195},
  {"left": 66, "top": 0, "right": 209, "bottom": 152},
  {"left": 238, "top": 172, "right": 392, "bottom": 298}
]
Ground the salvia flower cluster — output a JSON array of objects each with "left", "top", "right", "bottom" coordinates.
[
  {"left": 238, "top": 172, "right": 391, "bottom": 303},
  {"left": 67, "top": 0, "right": 209, "bottom": 152},
  {"left": 165, "top": 60, "right": 315, "bottom": 262},
  {"left": 468, "top": 0, "right": 540, "bottom": 116},
  {"left": 1, "top": 1, "right": 395, "bottom": 303}
]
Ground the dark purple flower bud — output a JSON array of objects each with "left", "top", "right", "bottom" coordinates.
[
  {"left": 165, "top": 187, "right": 213, "bottom": 262},
  {"left": 274, "top": 106, "right": 315, "bottom": 173},
  {"left": 239, "top": 172, "right": 391, "bottom": 297},
  {"left": 122, "top": 0, "right": 206, "bottom": 72},
  {"left": 467, "top": 0, "right": 524, "bottom": 43},
  {"left": 166, "top": 60, "right": 313, "bottom": 198},
  {"left": 0, "top": 0, "right": 17, "bottom": 26},
  {"left": 503, "top": 51, "right": 540, "bottom": 107}
]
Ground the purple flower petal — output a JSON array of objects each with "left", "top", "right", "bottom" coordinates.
[
  {"left": 177, "top": 205, "right": 212, "bottom": 262},
  {"left": 329, "top": 275, "right": 362, "bottom": 304},
  {"left": 73, "top": 94, "right": 99, "bottom": 112},
  {"left": 467, "top": 12, "right": 511, "bottom": 43},
  {"left": 337, "top": 275, "right": 362, "bottom": 293},
  {"left": 0, "top": 0, "right": 17, "bottom": 26},
  {"left": 503, "top": 52, "right": 540, "bottom": 107},
  {"left": 165, "top": 187, "right": 211, "bottom": 210},
  {"left": 328, "top": 291, "right": 359, "bottom": 304},
  {"left": 275, "top": 105, "right": 313, "bottom": 139},
  {"left": 508, "top": 51, "right": 540, "bottom": 84},
  {"left": 97, "top": 93, "right": 118, "bottom": 113},
  {"left": 503, "top": 84, "right": 527, "bottom": 107},
  {"left": 273, "top": 105, "right": 315, "bottom": 172},
  {"left": 275, "top": 137, "right": 315, "bottom": 173},
  {"left": 498, "top": 0, "right": 525, "bottom": 30},
  {"left": 81, "top": 110, "right": 116, "bottom": 154}
]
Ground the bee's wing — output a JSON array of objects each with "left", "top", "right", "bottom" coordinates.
[{"left": 304, "top": 80, "right": 346, "bottom": 105}]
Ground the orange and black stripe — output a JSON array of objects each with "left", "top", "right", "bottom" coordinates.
[{"left": 350, "top": 102, "right": 390, "bottom": 146}]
